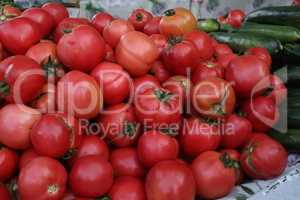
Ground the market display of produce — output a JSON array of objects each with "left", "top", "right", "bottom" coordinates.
[{"left": 0, "top": 1, "right": 299, "bottom": 200}]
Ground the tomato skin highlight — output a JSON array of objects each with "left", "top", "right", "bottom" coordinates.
[
  {"left": 42, "top": 2, "right": 69, "bottom": 26},
  {"left": 91, "top": 12, "right": 114, "bottom": 34},
  {"left": 144, "top": 17, "right": 161, "bottom": 35}
]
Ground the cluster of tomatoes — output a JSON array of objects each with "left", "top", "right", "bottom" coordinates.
[{"left": 0, "top": 2, "right": 288, "bottom": 200}]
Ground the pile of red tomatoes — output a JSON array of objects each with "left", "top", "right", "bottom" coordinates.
[{"left": 0, "top": 2, "right": 288, "bottom": 200}]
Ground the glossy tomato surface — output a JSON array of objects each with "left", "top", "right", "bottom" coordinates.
[{"left": 42, "top": 2, "right": 69, "bottom": 26}]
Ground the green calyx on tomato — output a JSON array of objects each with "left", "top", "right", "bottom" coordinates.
[
  {"left": 154, "top": 89, "right": 173, "bottom": 102},
  {"left": 61, "top": 148, "right": 77, "bottom": 160},
  {"left": 213, "top": 104, "right": 225, "bottom": 115},
  {"left": 63, "top": 29, "right": 72, "bottom": 34},
  {"left": 123, "top": 122, "right": 137, "bottom": 137},
  {"left": 47, "top": 184, "right": 59, "bottom": 195},
  {"left": 220, "top": 153, "right": 240, "bottom": 169},
  {"left": 164, "top": 9, "right": 176, "bottom": 16},
  {"left": 0, "top": 81, "right": 10, "bottom": 98},
  {"left": 167, "top": 36, "right": 182, "bottom": 46},
  {"left": 243, "top": 143, "right": 258, "bottom": 174},
  {"left": 136, "top": 13, "right": 143, "bottom": 21},
  {"left": 97, "top": 196, "right": 110, "bottom": 200},
  {"left": 42, "top": 57, "right": 61, "bottom": 77}
]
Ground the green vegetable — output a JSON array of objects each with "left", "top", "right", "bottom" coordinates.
[
  {"left": 288, "top": 89, "right": 300, "bottom": 129},
  {"left": 197, "top": 19, "right": 220, "bottom": 32},
  {"left": 269, "top": 129, "right": 300, "bottom": 151},
  {"left": 210, "top": 32, "right": 282, "bottom": 54}
]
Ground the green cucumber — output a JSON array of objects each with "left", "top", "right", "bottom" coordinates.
[
  {"left": 287, "top": 66, "right": 300, "bottom": 84},
  {"left": 269, "top": 129, "right": 300, "bottom": 151},
  {"left": 210, "top": 32, "right": 282, "bottom": 54},
  {"left": 197, "top": 19, "right": 220, "bottom": 32},
  {"left": 283, "top": 43, "right": 300, "bottom": 58}
]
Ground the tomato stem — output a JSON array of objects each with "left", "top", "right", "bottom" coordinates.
[
  {"left": 164, "top": 9, "right": 175, "bottom": 16},
  {"left": 220, "top": 153, "right": 240, "bottom": 169},
  {"left": 154, "top": 89, "right": 172, "bottom": 102},
  {"left": 47, "top": 184, "right": 59, "bottom": 195},
  {"left": 123, "top": 122, "right": 137, "bottom": 137},
  {"left": 97, "top": 196, "right": 110, "bottom": 200},
  {"left": 0, "top": 81, "right": 10, "bottom": 98},
  {"left": 63, "top": 29, "right": 72, "bottom": 34},
  {"left": 136, "top": 13, "right": 143, "bottom": 21},
  {"left": 167, "top": 36, "right": 182, "bottom": 46}
]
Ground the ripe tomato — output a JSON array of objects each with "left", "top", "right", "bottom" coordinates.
[
  {"left": 21, "top": 7, "right": 55, "bottom": 37},
  {"left": 31, "top": 83, "right": 56, "bottom": 114},
  {"left": 150, "top": 61, "right": 170, "bottom": 83},
  {"left": 221, "top": 114, "right": 252, "bottom": 149},
  {"left": 146, "top": 160, "right": 196, "bottom": 200},
  {"left": 69, "top": 155, "right": 113, "bottom": 197},
  {"left": 0, "top": 17, "right": 41, "bottom": 54},
  {"left": 138, "top": 130, "right": 179, "bottom": 168},
  {"left": 18, "top": 157, "right": 67, "bottom": 200},
  {"left": 116, "top": 31, "right": 159, "bottom": 77},
  {"left": 91, "top": 12, "right": 114, "bottom": 34},
  {"left": 104, "top": 43, "right": 115, "bottom": 62},
  {"left": 41, "top": 2, "right": 69, "bottom": 26},
  {"left": 68, "top": 135, "right": 109, "bottom": 167},
  {"left": 133, "top": 74, "right": 160, "bottom": 95},
  {"left": 57, "top": 25, "right": 105, "bottom": 72},
  {"left": 242, "top": 96, "right": 279, "bottom": 132},
  {"left": 129, "top": 8, "right": 153, "bottom": 31},
  {"left": 91, "top": 62, "right": 131, "bottom": 105},
  {"left": 19, "top": 149, "right": 39, "bottom": 170},
  {"left": 226, "top": 55, "right": 270, "bottom": 98},
  {"left": 149, "top": 34, "right": 167, "bottom": 57},
  {"left": 57, "top": 70, "right": 102, "bottom": 119},
  {"left": 192, "top": 151, "right": 236, "bottom": 199},
  {"left": 25, "top": 40, "right": 58, "bottom": 65},
  {"left": 264, "top": 75, "right": 287, "bottom": 104},
  {"left": 0, "top": 104, "right": 41, "bottom": 149},
  {"left": 134, "top": 87, "right": 182, "bottom": 129},
  {"left": 180, "top": 118, "right": 220, "bottom": 158},
  {"left": 0, "top": 146, "right": 18, "bottom": 182},
  {"left": 0, "top": 55, "right": 46, "bottom": 103},
  {"left": 0, "top": 183, "right": 11, "bottom": 200},
  {"left": 99, "top": 103, "right": 140, "bottom": 147},
  {"left": 143, "top": 16, "right": 161, "bottom": 35},
  {"left": 159, "top": 7, "right": 197, "bottom": 37},
  {"left": 226, "top": 9, "right": 245, "bottom": 28},
  {"left": 192, "top": 60, "right": 224, "bottom": 84},
  {"left": 294, "top": 0, "right": 300, "bottom": 5},
  {"left": 241, "top": 134, "right": 287, "bottom": 179},
  {"left": 184, "top": 30, "right": 214, "bottom": 60},
  {"left": 162, "top": 37, "right": 199, "bottom": 75},
  {"left": 192, "top": 77, "right": 236, "bottom": 118},
  {"left": 214, "top": 43, "right": 233, "bottom": 58},
  {"left": 110, "top": 147, "right": 145, "bottom": 177},
  {"left": 31, "top": 114, "right": 75, "bottom": 158},
  {"left": 245, "top": 47, "right": 272, "bottom": 68},
  {"left": 103, "top": 19, "right": 134, "bottom": 48},
  {"left": 0, "top": 5, "right": 21, "bottom": 22},
  {"left": 109, "top": 176, "right": 146, "bottom": 200},
  {"left": 217, "top": 53, "right": 237, "bottom": 68},
  {"left": 0, "top": 42, "right": 3, "bottom": 62},
  {"left": 53, "top": 17, "right": 91, "bottom": 43}
]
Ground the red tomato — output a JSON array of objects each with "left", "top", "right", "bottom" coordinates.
[
  {"left": 31, "top": 113, "right": 76, "bottom": 158},
  {"left": 192, "top": 151, "right": 236, "bottom": 199},
  {"left": 31, "top": 83, "right": 56, "bottom": 114},
  {"left": 221, "top": 114, "right": 252, "bottom": 149},
  {"left": 0, "top": 17, "right": 41, "bottom": 54},
  {"left": 0, "top": 146, "right": 18, "bottom": 182},
  {"left": 129, "top": 8, "right": 153, "bottom": 31},
  {"left": 25, "top": 40, "right": 58, "bottom": 65},
  {"left": 57, "top": 70, "right": 102, "bottom": 119},
  {"left": 138, "top": 130, "right": 179, "bottom": 168},
  {"left": 91, "top": 12, "right": 114, "bottom": 34},
  {"left": 192, "top": 77, "right": 236, "bottom": 118},
  {"left": 159, "top": 7, "right": 197, "bottom": 37},
  {"left": 192, "top": 60, "right": 224, "bottom": 84},
  {"left": 180, "top": 118, "right": 220, "bottom": 158},
  {"left": 53, "top": 17, "right": 91, "bottom": 43},
  {"left": 241, "top": 134, "right": 287, "bottom": 179},
  {"left": 116, "top": 31, "right": 159, "bottom": 77},
  {"left": 245, "top": 47, "right": 272, "bottom": 68},
  {"left": 68, "top": 135, "right": 109, "bottom": 167},
  {"left": 103, "top": 19, "right": 134, "bottom": 48},
  {"left": 242, "top": 96, "right": 279, "bottom": 132},
  {"left": 162, "top": 37, "right": 199, "bottom": 75},
  {"left": 226, "top": 9, "right": 245, "bottom": 28},
  {"left": 42, "top": 2, "right": 69, "bottom": 26},
  {"left": 99, "top": 103, "right": 140, "bottom": 147},
  {"left": 220, "top": 149, "right": 244, "bottom": 184},
  {"left": 134, "top": 87, "right": 182, "bottom": 129},
  {"left": 184, "top": 30, "right": 214, "bottom": 60},
  {"left": 149, "top": 34, "right": 167, "bottom": 57},
  {"left": 18, "top": 157, "right": 67, "bottom": 200},
  {"left": 0, "top": 5, "right": 21, "bottom": 22},
  {"left": 57, "top": 25, "right": 105, "bottom": 72},
  {"left": 0, "top": 184, "right": 11, "bottom": 200},
  {"left": 226, "top": 55, "right": 270, "bottom": 98},
  {"left": 133, "top": 74, "right": 160, "bottom": 95},
  {"left": 150, "top": 61, "right": 170, "bottom": 83},
  {"left": 69, "top": 155, "right": 113, "bottom": 197},
  {"left": 110, "top": 147, "right": 145, "bottom": 177},
  {"left": 21, "top": 7, "right": 54, "bottom": 37},
  {"left": 265, "top": 75, "right": 287, "bottom": 104},
  {"left": 91, "top": 62, "right": 131, "bottom": 105},
  {"left": 143, "top": 16, "right": 161, "bottom": 35},
  {"left": 0, "top": 42, "right": 3, "bottom": 62},
  {"left": 294, "top": 0, "right": 300, "bottom": 5},
  {"left": 0, "top": 104, "right": 41, "bottom": 149},
  {"left": 19, "top": 149, "right": 39, "bottom": 170},
  {"left": 217, "top": 53, "right": 237, "bottom": 68},
  {"left": 146, "top": 160, "right": 196, "bottom": 200},
  {"left": 0, "top": 55, "right": 46, "bottom": 103},
  {"left": 104, "top": 43, "right": 115, "bottom": 62},
  {"left": 214, "top": 43, "right": 233, "bottom": 58},
  {"left": 109, "top": 176, "right": 146, "bottom": 200}
]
